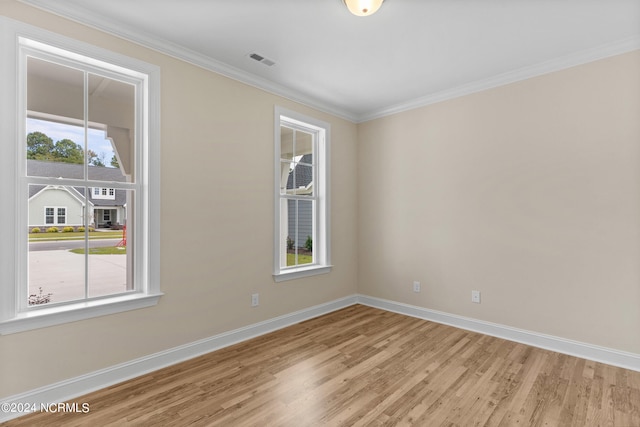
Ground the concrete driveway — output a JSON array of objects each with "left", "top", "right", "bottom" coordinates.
[{"left": 29, "top": 249, "right": 127, "bottom": 304}]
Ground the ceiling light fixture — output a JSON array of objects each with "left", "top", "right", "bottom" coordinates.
[{"left": 344, "top": 0, "right": 385, "bottom": 17}]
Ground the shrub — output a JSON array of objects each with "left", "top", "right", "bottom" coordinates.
[
  {"left": 31, "top": 227, "right": 41, "bottom": 234},
  {"left": 28, "top": 287, "right": 52, "bottom": 305},
  {"left": 63, "top": 226, "right": 75, "bottom": 232},
  {"left": 76, "top": 226, "right": 85, "bottom": 232},
  {"left": 46, "top": 227, "right": 59, "bottom": 233},
  {"left": 88, "top": 226, "right": 95, "bottom": 232},
  {"left": 287, "top": 236, "right": 294, "bottom": 250},
  {"left": 305, "top": 236, "right": 313, "bottom": 252}
]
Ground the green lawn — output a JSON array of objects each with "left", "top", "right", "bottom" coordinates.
[
  {"left": 70, "top": 246, "right": 126, "bottom": 255},
  {"left": 287, "top": 253, "right": 313, "bottom": 266}
]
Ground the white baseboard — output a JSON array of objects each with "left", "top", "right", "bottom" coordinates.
[
  {"left": 0, "top": 295, "right": 358, "bottom": 423},
  {"left": 3, "top": 293, "right": 639, "bottom": 422},
  {"left": 356, "top": 294, "right": 640, "bottom": 373}
]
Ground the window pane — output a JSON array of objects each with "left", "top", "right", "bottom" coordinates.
[
  {"left": 280, "top": 125, "right": 295, "bottom": 162},
  {"left": 296, "top": 199, "right": 313, "bottom": 266},
  {"left": 28, "top": 185, "right": 87, "bottom": 305},
  {"left": 295, "top": 130, "right": 313, "bottom": 162},
  {"left": 280, "top": 160, "right": 292, "bottom": 195},
  {"left": 88, "top": 189, "right": 131, "bottom": 298},
  {"left": 292, "top": 163, "right": 313, "bottom": 195},
  {"left": 87, "top": 73, "right": 135, "bottom": 182},
  {"left": 45, "top": 207, "right": 54, "bottom": 224},
  {"left": 27, "top": 57, "right": 85, "bottom": 178},
  {"left": 57, "top": 208, "right": 66, "bottom": 224},
  {"left": 284, "top": 199, "right": 314, "bottom": 267}
]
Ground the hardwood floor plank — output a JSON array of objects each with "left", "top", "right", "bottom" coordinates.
[{"left": 4, "top": 304, "right": 640, "bottom": 426}]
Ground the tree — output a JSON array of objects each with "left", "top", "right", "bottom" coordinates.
[
  {"left": 27, "top": 132, "right": 54, "bottom": 160},
  {"left": 52, "top": 139, "right": 84, "bottom": 164},
  {"left": 110, "top": 155, "right": 120, "bottom": 169},
  {"left": 88, "top": 150, "right": 105, "bottom": 167},
  {"left": 26, "top": 131, "right": 114, "bottom": 167}
]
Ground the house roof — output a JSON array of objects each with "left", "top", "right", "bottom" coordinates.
[
  {"left": 27, "top": 160, "right": 128, "bottom": 207},
  {"left": 27, "top": 159, "right": 127, "bottom": 182},
  {"left": 286, "top": 154, "right": 313, "bottom": 192}
]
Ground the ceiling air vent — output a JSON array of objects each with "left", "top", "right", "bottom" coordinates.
[{"left": 249, "top": 52, "right": 275, "bottom": 67}]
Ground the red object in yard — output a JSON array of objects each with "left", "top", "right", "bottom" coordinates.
[{"left": 116, "top": 225, "right": 127, "bottom": 247}]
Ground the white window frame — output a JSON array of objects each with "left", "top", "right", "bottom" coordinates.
[
  {"left": 92, "top": 187, "right": 116, "bottom": 200},
  {"left": 273, "top": 107, "right": 331, "bottom": 282},
  {"left": 0, "top": 18, "right": 162, "bottom": 334},
  {"left": 44, "top": 206, "right": 67, "bottom": 225}
]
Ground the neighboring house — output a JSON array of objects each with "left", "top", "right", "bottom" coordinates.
[
  {"left": 27, "top": 159, "right": 127, "bottom": 230},
  {"left": 286, "top": 154, "right": 313, "bottom": 249}
]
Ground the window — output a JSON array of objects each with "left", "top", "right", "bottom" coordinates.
[
  {"left": 273, "top": 107, "right": 331, "bottom": 281},
  {"left": 91, "top": 187, "right": 116, "bottom": 200},
  {"left": 45, "top": 207, "right": 54, "bottom": 224},
  {"left": 44, "top": 207, "right": 66, "bottom": 225},
  {"left": 58, "top": 208, "right": 66, "bottom": 224},
  {"left": 0, "top": 20, "right": 161, "bottom": 334}
]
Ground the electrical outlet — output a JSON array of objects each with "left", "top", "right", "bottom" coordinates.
[
  {"left": 251, "top": 293, "right": 259, "bottom": 307},
  {"left": 471, "top": 290, "right": 481, "bottom": 304},
  {"left": 413, "top": 281, "right": 421, "bottom": 292}
]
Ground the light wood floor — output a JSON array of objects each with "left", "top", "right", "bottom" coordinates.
[{"left": 4, "top": 304, "right": 640, "bottom": 426}]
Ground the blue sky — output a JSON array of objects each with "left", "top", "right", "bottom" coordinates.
[{"left": 27, "top": 118, "right": 117, "bottom": 166}]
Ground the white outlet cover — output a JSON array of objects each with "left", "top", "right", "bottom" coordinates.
[{"left": 471, "top": 290, "right": 481, "bottom": 303}]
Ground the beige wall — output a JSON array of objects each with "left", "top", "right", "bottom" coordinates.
[
  {"left": 2, "top": 0, "right": 639, "bottom": 401},
  {"left": 358, "top": 50, "right": 640, "bottom": 354},
  {"left": 0, "top": 1, "right": 358, "bottom": 397}
]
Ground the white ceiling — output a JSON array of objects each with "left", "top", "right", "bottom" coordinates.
[{"left": 22, "top": 0, "right": 640, "bottom": 122}]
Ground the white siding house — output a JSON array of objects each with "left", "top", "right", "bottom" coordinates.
[{"left": 27, "top": 160, "right": 127, "bottom": 230}]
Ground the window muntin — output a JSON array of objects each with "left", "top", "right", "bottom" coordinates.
[
  {"left": 43, "top": 206, "right": 67, "bottom": 225},
  {"left": 91, "top": 187, "right": 116, "bottom": 200},
  {"left": 21, "top": 47, "right": 138, "bottom": 310},
  {"left": 57, "top": 207, "right": 66, "bottom": 224},
  {"left": 274, "top": 108, "right": 331, "bottom": 281},
  {"left": 280, "top": 126, "right": 316, "bottom": 268},
  {"left": 0, "top": 21, "right": 161, "bottom": 334},
  {"left": 45, "top": 207, "right": 54, "bottom": 224}
]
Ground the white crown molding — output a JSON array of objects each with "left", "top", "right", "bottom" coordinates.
[
  {"left": 357, "top": 36, "right": 640, "bottom": 123},
  {"left": 357, "top": 295, "right": 640, "bottom": 373},
  {"left": 17, "top": 0, "right": 359, "bottom": 123},
  {"left": 2, "top": 293, "right": 638, "bottom": 422},
  {"left": 19, "top": 1, "right": 640, "bottom": 125}
]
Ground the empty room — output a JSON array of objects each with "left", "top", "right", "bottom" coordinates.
[{"left": 1, "top": 0, "right": 639, "bottom": 425}]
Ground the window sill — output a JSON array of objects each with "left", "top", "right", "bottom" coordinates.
[
  {"left": 0, "top": 292, "right": 163, "bottom": 335},
  {"left": 273, "top": 265, "right": 333, "bottom": 282}
]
